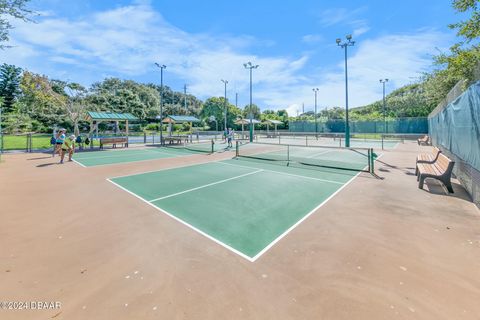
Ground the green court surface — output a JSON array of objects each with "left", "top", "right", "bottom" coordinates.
[
  {"left": 72, "top": 141, "right": 236, "bottom": 167},
  {"left": 109, "top": 159, "right": 362, "bottom": 261},
  {"left": 72, "top": 145, "right": 213, "bottom": 167}
]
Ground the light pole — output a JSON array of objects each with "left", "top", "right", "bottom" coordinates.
[
  {"left": 154, "top": 63, "right": 166, "bottom": 144},
  {"left": 380, "top": 79, "right": 389, "bottom": 150},
  {"left": 221, "top": 79, "right": 228, "bottom": 131},
  {"left": 379, "top": 79, "right": 389, "bottom": 132},
  {"left": 313, "top": 88, "right": 319, "bottom": 134},
  {"left": 243, "top": 62, "right": 259, "bottom": 142},
  {"left": 336, "top": 35, "right": 355, "bottom": 147},
  {"left": 184, "top": 84, "right": 188, "bottom": 114}
]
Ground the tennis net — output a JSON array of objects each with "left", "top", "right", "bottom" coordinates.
[{"left": 235, "top": 141, "right": 374, "bottom": 173}]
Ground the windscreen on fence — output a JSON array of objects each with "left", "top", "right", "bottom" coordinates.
[
  {"left": 289, "top": 117, "right": 428, "bottom": 134},
  {"left": 429, "top": 81, "right": 480, "bottom": 171}
]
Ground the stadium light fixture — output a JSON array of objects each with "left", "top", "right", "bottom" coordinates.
[
  {"left": 244, "top": 62, "right": 259, "bottom": 142},
  {"left": 221, "top": 79, "right": 228, "bottom": 130},
  {"left": 154, "top": 63, "right": 166, "bottom": 144},
  {"left": 336, "top": 35, "right": 356, "bottom": 147},
  {"left": 313, "top": 88, "right": 319, "bottom": 134},
  {"left": 379, "top": 79, "right": 389, "bottom": 149}
]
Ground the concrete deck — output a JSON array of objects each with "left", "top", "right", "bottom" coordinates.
[{"left": 0, "top": 142, "right": 479, "bottom": 320}]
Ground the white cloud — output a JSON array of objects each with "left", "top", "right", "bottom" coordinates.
[
  {"left": 302, "top": 34, "right": 323, "bottom": 44},
  {"left": 261, "top": 30, "right": 452, "bottom": 111},
  {"left": 318, "top": 7, "right": 370, "bottom": 38},
  {"left": 1, "top": 3, "right": 452, "bottom": 115}
]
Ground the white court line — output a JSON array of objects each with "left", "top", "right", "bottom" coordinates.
[
  {"left": 218, "top": 161, "right": 344, "bottom": 185},
  {"left": 106, "top": 152, "right": 383, "bottom": 262},
  {"left": 74, "top": 150, "right": 160, "bottom": 160},
  {"left": 109, "top": 160, "right": 225, "bottom": 180},
  {"left": 107, "top": 178, "right": 256, "bottom": 262},
  {"left": 71, "top": 158, "right": 87, "bottom": 168},
  {"left": 72, "top": 148, "right": 194, "bottom": 168},
  {"left": 74, "top": 147, "right": 186, "bottom": 160},
  {"left": 148, "top": 169, "right": 263, "bottom": 202},
  {"left": 250, "top": 168, "right": 365, "bottom": 261}
]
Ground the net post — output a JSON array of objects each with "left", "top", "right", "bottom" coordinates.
[
  {"left": 235, "top": 140, "right": 239, "bottom": 157},
  {"left": 211, "top": 139, "right": 214, "bottom": 153},
  {"left": 369, "top": 148, "right": 375, "bottom": 174},
  {"left": 368, "top": 148, "right": 371, "bottom": 173},
  {"left": 287, "top": 145, "right": 290, "bottom": 163},
  {"left": 305, "top": 135, "right": 308, "bottom": 146}
]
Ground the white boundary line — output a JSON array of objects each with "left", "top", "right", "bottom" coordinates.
[
  {"left": 149, "top": 169, "right": 263, "bottom": 202},
  {"left": 249, "top": 169, "right": 364, "bottom": 261},
  {"left": 73, "top": 148, "right": 194, "bottom": 168},
  {"left": 74, "top": 150, "right": 162, "bottom": 160},
  {"left": 107, "top": 178, "right": 256, "bottom": 262},
  {"left": 71, "top": 158, "right": 87, "bottom": 168},
  {"left": 109, "top": 160, "right": 225, "bottom": 180},
  {"left": 106, "top": 155, "right": 383, "bottom": 262},
  {"left": 217, "top": 161, "right": 344, "bottom": 185}
]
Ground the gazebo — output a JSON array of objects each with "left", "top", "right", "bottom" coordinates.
[
  {"left": 86, "top": 111, "right": 138, "bottom": 138},
  {"left": 162, "top": 115, "right": 201, "bottom": 136},
  {"left": 235, "top": 118, "right": 261, "bottom": 139},
  {"left": 263, "top": 119, "right": 283, "bottom": 136}
]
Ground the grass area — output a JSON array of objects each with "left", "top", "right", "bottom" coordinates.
[{"left": 2, "top": 135, "right": 31, "bottom": 151}]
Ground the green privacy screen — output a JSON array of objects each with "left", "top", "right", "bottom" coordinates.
[
  {"left": 429, "top": 82, "right": 480, "bottom": 172},
  {"left": 289, "top": 117, "right": 428, "bottom": 134}
]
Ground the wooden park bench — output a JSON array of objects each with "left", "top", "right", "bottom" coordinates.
[
  {"left": 417, "top": 153, "right": 455, "bottom": 193},
  {"left": 99, "top": 137, "right": 128, "bottom": 149},
  {"left": 415, "top": 146, "right": 441, "bottom": 175},
  {"left": 417, "top": 135, "right": 430, "bottom": 145}
]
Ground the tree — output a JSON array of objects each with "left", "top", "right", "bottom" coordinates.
[
  {"left": 450, "top": 0, "right": 480, "bottom": 41},
  {"left": 61, "top": 82, "right": 89, "bottom": 135},
  {"left": 243, "top": 104, "right": 261, "bottom": 119},
  {"left": 0, "top": 63, "right": 22, "bottom": 112},
  {"left": 201, "top": 97, "right": 240, "bottom": 130},
  {"left": 0, "top": 0, "right": 34, "bottom": 49},
  {"left": 88, "top": 78, "right": 160, "bottom": 120},
  {"left": 19, "top": 71, "right": 67, "bottom": 129}
]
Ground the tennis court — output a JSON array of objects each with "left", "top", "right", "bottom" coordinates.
[
  {"left": 255, "top": 135, "right": 399, "bottom": 149},
  {"left": 109, "top": 143, "right": 373, "bottom": 261},
  {"left": 72, "top": 140, "right": 228, "bottom": 167}
]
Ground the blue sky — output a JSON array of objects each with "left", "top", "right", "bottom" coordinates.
[{"left": 1, "top": 0, "right": 462, "bottom": 115}]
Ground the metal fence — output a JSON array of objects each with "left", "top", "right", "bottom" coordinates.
[
  {"left": 429, "top": 80, "right": 480, "bottom": 207},
  {"left": 289, "top": 117, "right": 428, "bottom": 134},
  {"left": 0, "top": 131, "right": 228, "bottom": 153}
]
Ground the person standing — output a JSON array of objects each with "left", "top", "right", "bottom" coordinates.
[
  {"left": 54, "top": 129, "right": 66, "bottom": 157},
  {"left": 60, "top": 135, "right": 76, "bottom": 164},
  {"left": 227, "top": 128, "right": 234, "bottom": 148},
  {"left": 223, "top": 128, "right": 228, "bottom": 143}
]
